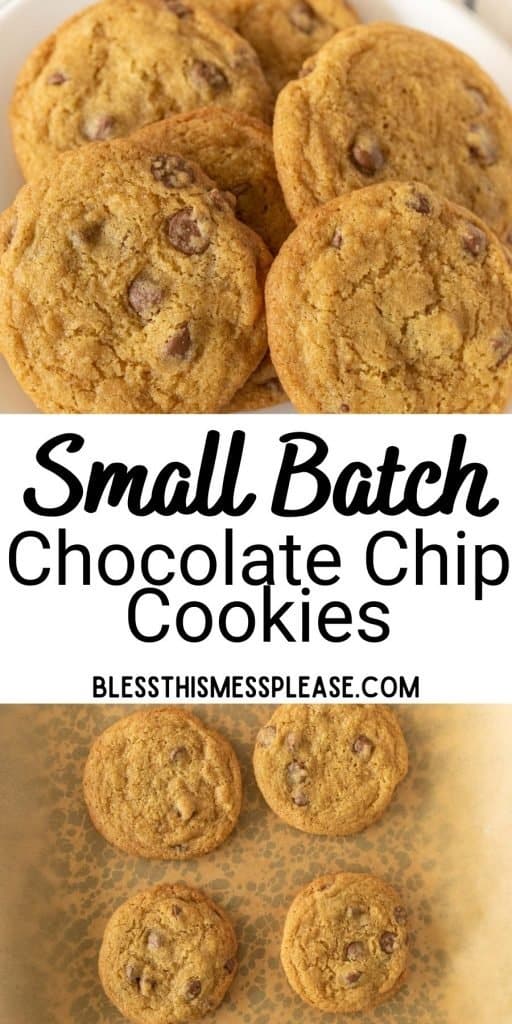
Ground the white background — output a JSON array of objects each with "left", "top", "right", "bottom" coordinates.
[{"left": 0, "top": 415, "right": 510, "bottom": 702}]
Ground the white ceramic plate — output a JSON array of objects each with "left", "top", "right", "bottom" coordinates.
[{"left": 0, "top": 0, "right": 511, "bottom": 413}]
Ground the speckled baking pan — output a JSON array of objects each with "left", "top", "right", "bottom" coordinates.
[{"left": 0, "top": 705, "right": 511, "bottom": 1023}]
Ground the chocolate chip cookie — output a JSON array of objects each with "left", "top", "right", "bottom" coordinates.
[
  {"left": 99, "top": 884, "right": 238, "bottom": 1023},
  {"left": 266, "top": 181, "right": 512, "bottom": 413},
  {"left": 84, "top": 708, "right": 242, "bottom": 859},
  {"left": 253, "top": 704, "right": 408, "bottom": 835},
  {"left": 273, "top": 22, "right": 512, "bottom": 239},
  {"left": 281, "top": 872, "right": 408, "bottom": 1012},
  {"left": 226, "top": 352, "right": 287, "bottom": 410},
  {"left": 10, "top": 0, "right": 272, "bottom": 180},
  {"left": 0, "top": 137, "right": 270, "bottom": 413},
  {"left": 132, "top": 108, "right": 293, "bottom": 255},
  {"left": 198, "top": 0, "right": 358, "bottom": 96}
]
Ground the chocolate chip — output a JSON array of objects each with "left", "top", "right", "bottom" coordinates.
[
  {"left": 467, "top": 123, "right": 498, "bottom": 166},
  {"left": 170, "top": 746, "right": 188, "bottom": 763},
  {"left": 189, "top": 59, "right": 229, "bottom": 93},
  {"left": 408, "top": 193, "right": 432, "bottom": 215},
  {"left": 351, "top": 132, "right": 385, "bottom": 175},
  {"left": 147, "top": 930, "right": 163, "bottom": 950},
  {"left": 492, "top": 331, "right": 512, "bottom": 367},
  {"left": 47, "top": 71, "right": 69, "bottom": 85},
  {"left": 463, "top": 223, "right": 488, "bottom": 257},
  {"left": 186, "top": 979, "right": 202, "bottom": 1000},
  {"left": 285, "top": 731, "right": 299, "bottom": 750},
  {"left": 125, "top": 962, "right": 141, "bottom": 984},
  {"left": 287, "top": 761, "right": 307, "bottom": 786},
  {"left": 346, "top": 906, "right": 368, "bottom": 922},
  {"left": 331, "top": 228, "right": 343, "bottom": 248},
  {"left": 209, "top": 188, "right": 236, "bottom": 212},
  {"left": 167, "top": 208, "right": 211, "bottom": 255},
  {"left": 345, "top": 971, "right": 362, "bottom": 986},
  {"left": 345, "top": 941, "right": 364, "bottom": 961},
  {"left": 152, "top": 154, "right": 196, "bottom": 189},
  {"left": 258, "top": 726, "right": 276, "bottom": 747},
  {"left": 82, "top": 113, "right": 115, "bottom": 141},
  {"left": 380, "top": 931, "right": 397, "bottom": 954},
  {"left": 224, "top": 958, "right": 236, "bottom": 973},
  {"left": 352, "top": 735, "right": 374, "bottom": 761},
  {"left": 466, "top": 86, "right": 487, "bottom": 113},
  {"left": 163, "top": 0, "right": 191, "bottom": 13},
  {"left": 340, "top": 403, "right": 350, "bottom": 413},
  {"left": 394, "top": 906, "right": 407, "bottom": 924},
  {"left": 165, "top": 323, "right": 192, "bottom": 358},
  {"left": 293, "top": 790, "right": 309, "bottom": 806},
  {"left": 4, "top": 218, "right": 17, "bottom": 249},
  {"left": 128, "top": 275, "right": 163, "bottom": 320},
  {"left": 139, "top": 969, "right": 155, "bottom": 997},
  {"left": 288, "top": 1, "right": 318, "bottom": 33},
  {"left": 171, "top": 904, "right": 182, "bottom": 917}
]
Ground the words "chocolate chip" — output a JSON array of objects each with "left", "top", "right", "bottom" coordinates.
[
  {"left": 167, "top": 208, "right": 211, "bottom": 255},
  {"left": 152, "top": 154, "right": 196, "bottom": 188}
]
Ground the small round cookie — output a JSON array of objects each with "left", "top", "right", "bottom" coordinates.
[
  {"left": 10, "top": 0, "right": 272, "bottom": 180},
  {"left": 274, "top": 22, "right": 512, "bottom": 238},
  {"left": 225, "top": 353, "right": 287, "bottom": 410},
  {"left": 84, "top": 708, "right": 242, "bottom": 859},
  {"left": 198, "top": 0, "right": 359, "bottom": 96},
  {"left": 99, "top": 884, "right": 238, "bottom": 1024},
  {"left": 253, "top": 705, "right": 408, "bottom": 835},
  {"left": 0, "top": 138, "right": 271, "bottom": 413},
  {"left": 132, "top": 108, "right": 294, "bottom": 254},
  {"left": 266, "top": 182, "right": 512, "bottom": 413},
  {"left": 281, "top": 873, "right": 408, "bottom": 1013}
]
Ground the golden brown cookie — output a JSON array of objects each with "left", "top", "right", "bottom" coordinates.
[
  {"left": 198, "top": 0, "right": 358, "bottom": 96},
  {"left": 253, "top": 704, "right": 408, "bottom": 835},
  {"left": 83, "top": 708, "right": 242, "bottom": 859},
  {"left": 10, "top": 0, "right": 272, "bottom": 180},
  {"left": 273, "top": 22, "right": 512, "bottom": 238},
  {"left": 281, "top": 872, "right": 408, "bottom": 1013},
  {"left": 266, "top": 181, "right": 512, "bottom": 413},
  {"left": 225, "top": 353, "right": 287, "bottom": 410},
  {"left": 0, "top": 137, "right": 270, "bottom": 413},
  {"left": 132, "top": 108, "right": 293, "bottom": 255},
  {"left": 99, "top": 883, "right": 238, "bottom": 1024}
]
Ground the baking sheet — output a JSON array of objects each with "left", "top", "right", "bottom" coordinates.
[{"left": 0, "top": 705, "right": 511, "bottom": 1024}]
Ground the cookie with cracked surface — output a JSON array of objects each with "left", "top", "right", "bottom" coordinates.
[
  {"left": 266, "top": 182, "right": 512, "bottom": 413},
  {"left": 281, "top": 872, "right": 408, "bottom": 1013},
  {"left": 225, "top": 352, "right": 287, "bottom": 410},
  {"left": 253, "top": 704, "right": 408, "bottom": 835},
  {"left": 10, "top": 0, "right": 272, "bottom": 180},
  {"left": 273, "top": 22, "right": 512, "bottom": 238},
  {"left": 0, "top": 138, "right": 270, "bottom": 413},
  {"left": 99, "top": 883, "right": 238, "bottom": 1024},
  {"left": 197, "top": 0, "right": 358, "bottom": 96},
  {"left": 131, "top": 107, "right": 293, "bottom": 255},
  {"left": 83, "top": 708, "right": 242, "bottom": 859}
]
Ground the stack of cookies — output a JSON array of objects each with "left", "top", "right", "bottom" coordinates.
[
  {"left": 1, "top": 0, "right": 512, "bottom": 413},
  {"left": 85, "top": 705, "right": 410, "bottom": 1020}
]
